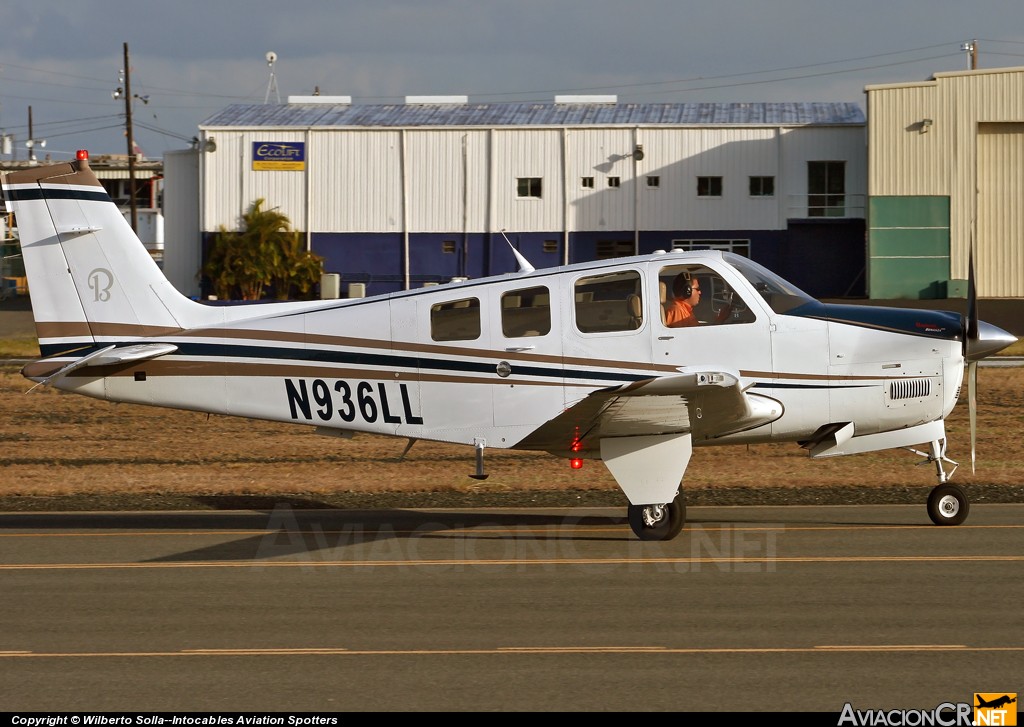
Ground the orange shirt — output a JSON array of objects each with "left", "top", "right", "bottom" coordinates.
[{"left": 665, "top": 300, "right": 698, "bottom": 327}]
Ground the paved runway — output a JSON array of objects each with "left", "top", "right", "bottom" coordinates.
[{"left": 1, "top": 503, "right": 1021, "bottom": 712}]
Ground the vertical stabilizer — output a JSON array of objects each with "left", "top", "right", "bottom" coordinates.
[{"left": 2, "top": 153, "right": 219, "bottom": 356}]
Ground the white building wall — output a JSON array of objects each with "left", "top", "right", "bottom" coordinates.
[
  {"left": 405, "top": 130, "right": 490, "bottom": 232},
  {"left": 309, "top": 130, "right": 402, "bottom": 232},
  {"left": 566, "top": 128, "right": 636, "bottom": 231},
  {"left": 202, "top": 121, "right": 864, "bottom": 237},
  {"left": 202, "top": 131, "right": 308, "bottom": 233},
  {"left": 163, "top": 149, "right": 201, "bottom": 298},
  {"left": 780, "top": 126, "right": 867, "bottom": 218},
  {"left": 491, "top": 129, "right": 564, "bottom": 233}
]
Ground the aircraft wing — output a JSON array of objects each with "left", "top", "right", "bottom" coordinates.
[{"left": 518, "top": 367, "right": 783, "bottom": 456}]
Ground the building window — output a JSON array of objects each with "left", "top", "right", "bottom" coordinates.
[
  {"left": 749, "top": 176, "right": 774, "bottom": 197},
  {"left": 697, "top": 176, "right": 722, "bottom": 197},
  {"left": 672, "top": 239, "right": 751, "bottom": 257},
  {"left": 430, "top": 298, "right": 480, "bottom": 342},
  {"left": 501, "top": 286, "right": 551, "bottom": 338},
  {"left": 517, "top": 177, "right": 543, "bottom": 198},
  {"left": 595, "top": 240, "right": 634, "bottom": 259},
  {"left": 581, "top": 176, "right": 595, "bottom": 189},
  {"left": 808, "top": 161, "right": 845, "bottom": 216},
  {"left": 441, "top": 240, "right": 456, "bottom": 254},
  {"left": 646, "top": 175, "right": 660, "bottom": 188},
  {"left": 608, "top": 176, "right": 621, "bottom": 188},
  {"left": 574, "top": 270, "right": 643, "bottom": 333},
  {"left": 542, "top": 239, "right": 559, "bottom": 254}
]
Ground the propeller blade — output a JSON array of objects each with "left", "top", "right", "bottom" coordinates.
[
  {"left": 968, "top": 360, "right": 977, "bottom": 474},
  {"left": 966, "top": 243, "right": 979, "bottom": 347}
]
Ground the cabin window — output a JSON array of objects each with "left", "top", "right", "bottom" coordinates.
[
  {"left": 430, "top": 297, "right": 481, "bottom": 341},
  {"left": 749, "top": 176, "right": 774, "bottom": 197},
  {"left": 697, "top": 176, "right": 723, "bottom": 197},
  {"left": 658, "top": 264, "right": 756, "bottom": 327},
  {"left": 574, "top": 270, "right": 643, "bottom": 333},
  {"left": 501, "top": 286, "right": 551, "bottom": 338},
  {"left": 516, "top": 177, "right": 543, "bottom": 198}
]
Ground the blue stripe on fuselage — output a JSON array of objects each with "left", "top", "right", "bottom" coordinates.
[
  {"left": 37, "top": 340, "right": 646, "bottom": 384},
  {"left": 782, "top": 301, "right": 963, "bottom": 341}
]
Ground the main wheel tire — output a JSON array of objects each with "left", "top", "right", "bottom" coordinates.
[
  {"left": 927, "top": 483, "right": 969, "bottom": 526},
  {"left": 627, "top": 492, "right": 686, "bottom": 541}
]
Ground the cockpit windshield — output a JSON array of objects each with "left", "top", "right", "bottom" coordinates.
[{"left": 723, "top": 253, "right": 816, "bottom": 314}]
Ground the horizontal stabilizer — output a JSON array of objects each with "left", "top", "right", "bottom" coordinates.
[
  {"left": 29, "top": 342, "right": 178, "bottom": 390},
  {"left": 87, "top": 342, "right": 179, "bottom": 366}
]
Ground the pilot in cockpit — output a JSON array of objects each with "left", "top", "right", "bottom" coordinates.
[{"left": 665, "top": 271, "right": 732, "bottom": 327}]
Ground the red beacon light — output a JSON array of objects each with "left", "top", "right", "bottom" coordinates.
[
  {"left": 570, "top": 458, "right": 584, "bottom": 470},
  {"left": 76, "top": 150, "right": 89, "bottom": 160}
]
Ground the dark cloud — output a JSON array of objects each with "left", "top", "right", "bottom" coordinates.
[{"left": 0, "top": 0, "right": 1021, "bottom": 156}]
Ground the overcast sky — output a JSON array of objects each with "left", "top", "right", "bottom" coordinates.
[{"left": 1, "top": 0, "right": 1022, "bottom": 159}]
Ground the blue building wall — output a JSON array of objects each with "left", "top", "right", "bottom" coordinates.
[{"left": 202, "top": 221, "right": 865, "bottom": 299}]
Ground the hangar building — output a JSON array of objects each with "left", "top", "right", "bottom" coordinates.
[
  {"left": 866, "top": 66, "right": 1024, "bottom": 299},
  {"left": 189, "top": 97, "right": 866, "bottom": 298}
]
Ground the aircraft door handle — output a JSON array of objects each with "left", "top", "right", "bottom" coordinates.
[
  {"left": 505, "top": 346, "right": 535, "bottom": 352},
  {"left": 658, "top": 336, "right": 674, "bottom": 341}
]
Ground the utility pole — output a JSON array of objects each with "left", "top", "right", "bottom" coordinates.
[{"left": 123, "top": 42, "right": 138, "bottom": 232}]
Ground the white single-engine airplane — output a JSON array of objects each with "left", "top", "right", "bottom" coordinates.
[{"left": 3, "top": 151, "right": 1017, "bottom": 540}]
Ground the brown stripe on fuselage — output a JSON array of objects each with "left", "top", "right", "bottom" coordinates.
[
  {"left": 36, "top": 321, "right": 184, "bottom": 340},
  {"left": 70, "top": 359, "right": 581, "bottom": 388}
]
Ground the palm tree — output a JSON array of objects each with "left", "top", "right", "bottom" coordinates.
[{"left": 202, "top": 199, "right": 323, "bottom": 300}]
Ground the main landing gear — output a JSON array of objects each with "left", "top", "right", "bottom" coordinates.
[
  {"left": 916, "top": 438, "right": 970, "bottom": 526},
  {"left": 627, "top": 491, "right": 686, "bottom": 541}
]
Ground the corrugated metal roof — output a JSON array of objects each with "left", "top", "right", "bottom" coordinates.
[{"left": 201, "top": 101, "right": 865, "bottom": 129}]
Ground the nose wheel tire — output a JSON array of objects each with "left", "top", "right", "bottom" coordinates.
[
  {"left": 628, "top": 492, "right": 686, "bottom": 541},
  {"left": 927, "top": 483, "right": 969, "bottom": 526}
]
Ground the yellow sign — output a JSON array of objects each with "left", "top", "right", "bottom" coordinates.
[{"left": 975, "top": 693, "right": 1018, "bottom": 726}]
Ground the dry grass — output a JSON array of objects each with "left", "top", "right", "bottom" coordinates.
[{"left": 2, "top": 363, "right": 1022, "bottom": 499}]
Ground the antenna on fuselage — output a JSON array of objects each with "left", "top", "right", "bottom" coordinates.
[{"left": 500, "top": 229, "right": 535, "bottom": 274}]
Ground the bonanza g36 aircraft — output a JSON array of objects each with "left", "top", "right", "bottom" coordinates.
[{"left": 3, "top": 151, "right": 1017, "bottom": 540}]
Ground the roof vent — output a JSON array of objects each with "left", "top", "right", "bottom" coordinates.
[
  {"left": 405, "top": 95, "right": 468, "bottom": 105},
  {"left": 554, "top": 95, "right": 617, "bottom": 104},
  {"left": 288, "top": 96, "right": 352, "bottom": 104}
]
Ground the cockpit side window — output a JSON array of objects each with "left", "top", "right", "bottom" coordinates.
[
  {"left": 658, "top": 264, "right": 756, "bottom": 327},
  {"left": 574, "top": 270, "right": 643, "bottom": 333}
]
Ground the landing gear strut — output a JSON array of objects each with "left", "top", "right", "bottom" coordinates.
[
  {"left": 913, "top": 438, "right": 970, "bottom": 526},
  {"left": 627, "top": 491, "right": 686, "bottom": 541}
]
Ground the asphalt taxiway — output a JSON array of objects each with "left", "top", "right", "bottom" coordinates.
[{"left": 1, "top": 503, "right": 1021, "bottom": 712}]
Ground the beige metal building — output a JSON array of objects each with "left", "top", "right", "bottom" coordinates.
[{"left": 866, "top": 66, "right": 1024, "bottom": 299}]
